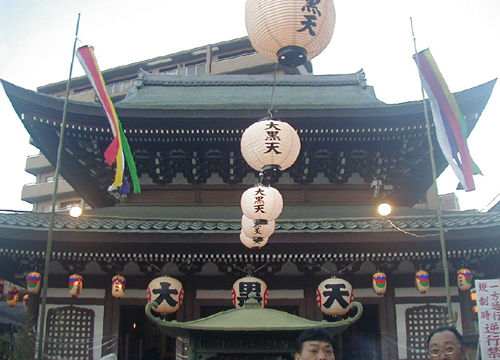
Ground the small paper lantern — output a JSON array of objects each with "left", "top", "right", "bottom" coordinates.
[
  {"left": 457, "top": 268, "right": 473, "bottom": 291},
  {"left": 240, "top": 119, "right": 301, "bottom": 172},
  {"left": 245, "top": 0, "right": 336, "bottom": 67},
  {"left": 372, "top": 272, "right": 387, "bottom": 295},
  {"left": 147, "top": 276, "right": 184, "bottom": 314},
  {"left": 69, "top": 274, "right": 84, "bottom": 297},
  {"left": 0, "top": 279, "right": 4, "bottom": 299},
  {"left": 241, "top": 185, "right": 283, "bottom": 221},
  {"left": 240, "top": 232, "right": 269, "bottom": 249},
  {"left": 111, "top": 275, "right": 126, "bottom": 298},
  {"left": 232, "top": 276, "right": 268, "bottom": 309},
  {"left": 23, "top": 294, "right": 29, "bottom": 310},
  {"left": 415, "top": 270, "right": 430, "bottom": 293},
  {"left": 316, "top": 277, "right": 354, "bottom": 316},
  {"left": 27, "top": 272, "right": 42, "bottom": 294},
  {"left": 241, "top": 215, "right": 275, "bottom": 239},
  {"left": 7, "top": 288, "right": 19, "bottom": 306}
]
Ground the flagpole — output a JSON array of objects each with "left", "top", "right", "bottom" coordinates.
[
  {"left": 410, "top": 17, "right": 454, "bottom": 325},
  {"left": 36, "top": 13, "right": 81, "bottom": 360}
]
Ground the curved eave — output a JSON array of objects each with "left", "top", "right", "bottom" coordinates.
[{"left": 145, "top": 301, "right": 363, "bottom": 338}]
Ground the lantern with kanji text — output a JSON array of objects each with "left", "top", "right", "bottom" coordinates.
[
  {"left": 147, "top": 276, "right": 184, "bottom": 314},
  {"left": 69, "top": 274, "right": 83, "bottom": 297},
  {"left": 457, "top": 268, "right": 472, "bottom": 291},
  {"left": 240, "top": 232, "right": 269, "bottom": 249},
  {"left": 415, "top": 270, "right": 430, "bottom": 293},
  {"left": 27, "top": 271, "right": 42, "bottom": 294},
  {"left": 232, "top": 276, "right": 268, "bottom": 309},
  {"left": 241, "top": 184, "right": 283, "bottom": 222},
  {"left": 111, "top": 275, "right": 126, "bottom": 298},
  {"left": 372, "top": 272, "right": 387, "bottom": 296},
  {"left": 316, "top": 277, "right": 354, "bottom": 316},
  {"left": 7, "top": 288, "right": 19, "bottom": 306},
  {"left": 245, "top": 0, "right": 336, "bottom": 67}
]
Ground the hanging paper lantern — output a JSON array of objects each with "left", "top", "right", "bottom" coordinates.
[
  {"left": 0, "top": 279, "right": 4, "bottom": 299},
  {"left": 69, "top": 274, "right": 84, "bottom": 297},
  {"left": 415, "top": 270, "right": 430, "bottom": 293},
  {"left": 240, "top": 232, "right": 269, "bottom": 249},
  {"left": 147, "top": 276, "right": 184, "bottom": 314},
  {"left": 241, "top": 215, "right": 275, "bottom": 239},
  {"left": 457, "top": 268, "right": 473, "bottom": 291},
  {"left": 240, "top": 118, "right": 301, "bottom": 172},
  {"left": 372, "top": 272, "right": 387, "bottom": 296},
  {"left": 111, "top": 275, "right": 126, "bottom": 299},
  {"left": 26, "top": 271, "right": 42, "bottom": 294},
  {"left": 7, "top": 288, "right": 19, "bottom": 306},
  {"left": 232, "top": 276, "right": 268, "bottom": 309},
  {"left": 241, "top": 185, "right": 283, "bottom": 222},
  {"left": 316, "top": 277, "right": 354, "bottom": 316},
  {"left": 23, "top": 294, "right": 29, "bottom": 310},
  {"left": 245, "top": 0, "right": 336, "bottom": 67}
]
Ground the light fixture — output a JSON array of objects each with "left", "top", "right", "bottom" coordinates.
[
  {"left": 241, "top": 184, "right": 283, "bottom": 222},
  {"left": 69, "top": 206, "right": 83, "bottom": 218},
  {"left": 378, "top": 203, "right": 392, "bottom": 217},
  {"left": 317, "top": 277, "right": 354, "bottom": 316},
  {"left": 241, "top": 215, "right": 275, "bottom": 239},
  {"left": 245, "top": 0, "right": 336, "bottom": 67},
  {"left": 147, "top": 276, "right": 184, "bottom": 314}
]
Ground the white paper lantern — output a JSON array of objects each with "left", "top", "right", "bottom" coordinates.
[
  {"left": 7, "top": 288, "right": 19, "bottom": 306},
  {"left": 245, "top": 0, "right": 336, "bottom": 67},
  {"left": 231, "top": 276, "right": 269, "bottom": 309},
  {"left": 241, "top": 185, "right": 283, "bottom": 221},
  {"left": 111, "top": 275, "right": 126, "bottom": 298},
  {"left": 147, "top": 276, "right": 184, "bottom": 314},
  {"left": 372, "top": 272, "right": 387, "bottom": 296},
  {"left": 241, "top": 119, "right": 301, "bottom": 172},
  {"left": 457, "top": 269, "right": 472, "bottom": 291},
  {"left": 68, "top": 274, "right": 83, "bottom": 297},
  {"left": 240, "top": 232, "right": 269, "bottom": 248},
  {"left": 241, "top": 215, "right": 275, "bottom": 239},
  {"left": 316, "top": 277, "right": 354, "bottom": 316}
]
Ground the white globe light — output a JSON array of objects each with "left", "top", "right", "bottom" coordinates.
[
  {"left": 378, "top": 203, "right": 392, "bottom": 217},
  {"left": 69, "top": 206, "right": 83, "bottom": 218}
]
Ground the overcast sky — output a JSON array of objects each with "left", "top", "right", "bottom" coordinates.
[{"left": 0, "top": 0, "right": 499, "bottom": 212}]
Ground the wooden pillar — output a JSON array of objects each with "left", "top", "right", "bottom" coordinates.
[
  {"left": 383, "top": 285, "right": 399, "bottom": 360},
  {"left": 102, "top": 285, "right": 120, "bottom": 356}
]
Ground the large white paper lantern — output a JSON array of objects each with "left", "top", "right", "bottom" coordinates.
[
  {"left": 241, "top": 184, "right": 283, "bottom": 221},
  {"left": 241, "top": 215, "right": 275, "bottom": 239},
  {"left": 68, "top": 274, "right": 83, "bottom": 297},
  {"left": 240, "top": 232, "right": 269, "bottom": 249},
  {"left": 245, "top": 0, "right": 336, "bottom": 67},
  {"left": 241, "top": 118, "right": 301, "bottom": 172},
  {"left": 231, "top": 276, "right": 269, "bottom": 309},
  {"left": 147, "top": 276, "right": 184, "bottom": 314},
  {"left": 316, "top": 277, "right": 354, "bottom": 316}
]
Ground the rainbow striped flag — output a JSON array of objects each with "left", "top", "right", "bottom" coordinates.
[
  {"left": 413, "top": 49, "right": 480, "bottom": 191},
  {"left": 76, "top": 45, "right": 141, "bottom": 194}
]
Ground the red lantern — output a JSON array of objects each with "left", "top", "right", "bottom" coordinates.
[
  {"left": 147, "top": 276, "right": 184, "bottom": 314},
  {"left": 457, "top": 269, "right": 473, "bottom": 291},
  {"left": 69, "top": 274, "right": 83, "bottom": 297},
  {"left": 7, "top": 288, "right": 19, "bottom": 306},
  {"left": 241, "top": 185, "right": 283, "bottom": 222},
  {"left": 111, "top": 275, "right": 126, "bottom": 298},
  {"left": 415, "top": 270, "right": 430, "bottom": 293},
  {"left": 316, "top": 277, "right": 354, "bottom": 316},
  {"left": 232, "top": 276, "right": 268, "bottom": 309},
  {"left": 27, "top": 271, "right": 42, "bottom": 294},
  {"left": 372, "top": 272, "right": 387, "bottom": 295}
]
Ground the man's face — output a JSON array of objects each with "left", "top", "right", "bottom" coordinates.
[
  {"left": 428, "top": 330, "right": 466, "bottom": 360},
  {"left": 295, "top": 340, "right": 335, "bottom": 360}
]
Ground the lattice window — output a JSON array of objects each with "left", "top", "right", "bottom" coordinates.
[
  {"left": 405, "top": 304, "right": 448, "bottom": 360},
  {"left": 44, "top": 306, "right": 95, "bottom": 360}
]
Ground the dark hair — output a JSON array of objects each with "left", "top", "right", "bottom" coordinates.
[
  {"left": 295, "top": 328, "right": 335, "bottom": 353},
  {"left": 427, "top": 326, "right": 464, "bottom": 345}
]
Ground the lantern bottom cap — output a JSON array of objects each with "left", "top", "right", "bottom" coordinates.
[{"left": 277, "top": 46, "right": 308, "bottom": 67}]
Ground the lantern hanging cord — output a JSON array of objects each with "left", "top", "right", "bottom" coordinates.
[
  {"left": 268, "top": 63, "right": 279, "bottom": 115},
  {"left": 386, "top": 219, "right": 440, "bottom": 238},
  {"left": 338, "top": 260, "right": 359, "bottom": 274}
]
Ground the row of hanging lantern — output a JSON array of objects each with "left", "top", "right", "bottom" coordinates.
[{"left": 371, "top": 268, "right": 473, "bottom": 296}]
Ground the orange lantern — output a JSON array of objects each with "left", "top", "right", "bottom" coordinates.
[
  {"left": 457, "top": 268, "right": 473, "bottom": 291},
  {"left": 7, "top": 287, "right": 19, "bottom": 306},
  {"left": 241, "top": 185, "right": 283, "bottom": 222},
  {"left": 68, "top": 274, "right": 83, "bottom": 297},
  {"left": 232, "top": 276, "right": 268, "bottom": 309},
  {"left": 240, "top": 232, "right": 269, "bottom": 249},
  {"left": 240, "top": 118, "right": 301, "bottom": 173},
  {"left": 23, "top": 294, "right": 29, "bottom": 310},
  {"left": 111, "top": 275, "right": 126, "bottom": 298},
  {"left": 372, "top": 272, "right": 387, "bottom": 295},
  {"left": 0, "top": 279, "right": 4, "bottom": 299},
  {"left": 415, "top": 270, "right": 430, "bottom": 293},
  {"left": 147, "top": 276, "right": 184, "bottom": 314},
  {"left": 245, "top": 0, "right": 336, "bottom": 67},
  {"left": 27, "top": 271, "right": 42, "bottom": 294},
  {"left": 316, "top": 277, "right": 354, "bottom": 316}
]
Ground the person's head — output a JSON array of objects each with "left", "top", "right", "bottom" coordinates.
[
  {"left": 294, "top": 328, "right": 335, "bottom": 360},
  {"left": 427, "top": 326, "right": 466, "bottom": 360}
]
